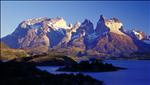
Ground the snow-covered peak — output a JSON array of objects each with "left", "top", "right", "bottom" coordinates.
[
  {"left": 95, "top": 15, "right": 125, "bottom": 36},
  {"left": 132, "top": 30, "right": 145, "bottom": 40},
  {"left": 26, "top": 17, "right": 47, "bottom": 23},
  {"left": 124, "top": 29, "right": 146, "bottom": 40},
  {"left": 75, "top": 21, "right": 81, "bottom": 27},
  {"left": 20, "top": 17, "right": 71, "bottom": 31},
  {"left": 68, "top": 23, "right": 73, "bottom": 28},
  {"left": 21, "top": 17, "right": 48, "bottom": 28},
  {"left": 104, "top": 17, "right": 124, "bottom": 35},
  {"left": 71, "top": 22, "right": 81, "bottom": 33},
  {"left": 47, "top": 17, "right": 71, "bottom": 30}
]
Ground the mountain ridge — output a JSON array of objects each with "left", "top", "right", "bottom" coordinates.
[{"left": 1, "top": 15, "right": 150, "bottom": 58}]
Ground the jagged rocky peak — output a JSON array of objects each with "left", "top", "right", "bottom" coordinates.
[
  {"left": 68, "top": 23, "right": 73, "bottom": 28},
  {"left": 99, "top": 15, "right": 105, "bottom": 22},
  {"left": 20, "top": 17, "right": 48, "bottom": 28},
  {"left": 95, "top": 15, "right": 109, "bottom": 35},
  {"left": 104, "top": 17, "right": 123, "bottom": 34},
  {"left": 20, "top": 17, "right": 70, "bottom": 30},
  {"left": 82, "top": 19, "right": 92, "bottom": 24},
  {"left": 133, "top": 30, "right": 146, "bottom": 40},
  {"left": 96, "top": 15, "right": 124, "bottom": 35},
  {"left": 132, "top": 30, "right": 145, "bottom": 40},
  {"left": 126, "top": 29, "right": 146, "bottom": 40},
  {"left": 79, "top": 19, "right": 94, "bottom": 34},
  {"left": 71, "top": 22, "right": 81, "bottom": 33},
  {"left": 76, "top": 21, "right": 81, "bottom": 25},
  {"left": 74, "top": 21, "right": 81, "bottom": 28},
  {"left": 57, "top": 22, "right": 81, "bottom": 47},
  {"left": 3, "top": 17, "right": 72, "bottom": 49},
  {"left": 2, "top": 15, "right": 150, "bottom": 57}
]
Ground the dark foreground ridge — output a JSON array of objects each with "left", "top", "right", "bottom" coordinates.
[
  {"left": 57, "top": 60, "right": 126, "bottom": 72},
  {"left": 0, "top": 61, "right": 104, "bottom": 85}
]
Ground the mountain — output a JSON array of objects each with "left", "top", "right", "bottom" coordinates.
[
  {"left": 92, "top": 32, "right": 138, "bottom": 57},
  {"left": 2, "top": 17, "right": 71, "bottom": 53},
  {"left": 1, "top": 15, "right": 150, "bottom": 59},
  {"left": 92, "top": 15, "right": 138, "bottom": 57},
  {"left": 68, "top": 19, "right": 94, "bottom": 50},
  {"left": 95, "top": 15, "right": 109, "bottom": 35},
  {"left": 125, "top": 29, "right": 146, "bottom": 40}
]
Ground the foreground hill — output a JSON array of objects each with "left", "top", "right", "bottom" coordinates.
[
  {"left": 0, "top": 61, "right": 103, "bottom": 85},
  {"left": 0, "top": 41, "right": 78, "bottom": 65}
]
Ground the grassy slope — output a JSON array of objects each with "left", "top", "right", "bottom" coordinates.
[{"left": 0, "top": 42, "right": 28, "bottom": 61}]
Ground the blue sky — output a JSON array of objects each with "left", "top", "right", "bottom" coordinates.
[{"left": 1, "top": 1, "right": 150, "bottom": 37}]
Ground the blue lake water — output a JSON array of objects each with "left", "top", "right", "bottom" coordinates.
[{"left": 37, "top": 60, "right": 150, "bottom": 85}]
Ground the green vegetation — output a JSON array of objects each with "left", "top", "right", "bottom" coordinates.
[
  {"left": 57, "top": 60, "right": 126, "bottom": 72},
  {"left": 0, "top": 42, "right": 28, "bottom": 61},
  {"left": 10, "top": 51, "right": 77, "bottom": 66},
  {"left": 28, "top": 55, "right": 77, "bottom": 66},
  {"left": 0, "top": 42, "right": 76, "bottom": 66}
]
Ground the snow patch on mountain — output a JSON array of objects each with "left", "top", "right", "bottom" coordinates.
[
  {"left": 125, "top": 29, "right": 146, "bottom": 40},
  {"left": 132, "top": 30, "right": 145, "bottom": 40},
  {"left": 104, "top": 18, "right": 124, "bottom": 35},
  {"left": 21, "top": 17, "right": 47, "bottom": 28},
  {"left": 95, "top": 15, "right": 126, "bottom": 36},
  {"left": 47, "top": 17, "right": 71, "bottom": 31}
]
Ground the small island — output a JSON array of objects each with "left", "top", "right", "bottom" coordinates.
[{"left": 57, "top": 60, "right": 126, "bottom": 72}]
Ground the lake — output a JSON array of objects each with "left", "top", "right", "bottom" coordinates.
[{"left": 37, "top": 60, "right": 150, "bottom": 85}]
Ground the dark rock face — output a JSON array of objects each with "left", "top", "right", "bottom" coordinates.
[
  {"left": 79, "top": 19, "right": 94, "bottom": 35},
  {"left": 2, "top": 35, "right": 19, "bottom": 48},
  {"left": 95, "top": 15, "right": 109, "bottom": 35},
  {"left": 47, "top": 29, "right": 65, "bottom": 47}
]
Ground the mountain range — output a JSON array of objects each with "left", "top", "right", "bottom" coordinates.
[{"left": 1, "top": 15, "right": 150, "bottom": 59}]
